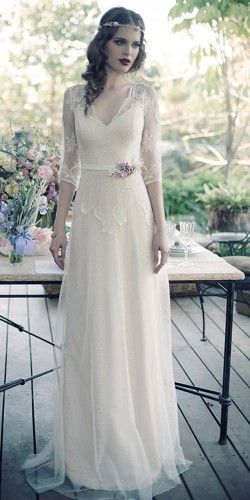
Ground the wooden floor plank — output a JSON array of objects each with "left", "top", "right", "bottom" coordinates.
[
  {"left": 172, "top": 299, "right": 250, "bottom": 419},
  {"left": 0, "top": 286, "right": 249, "bottom": 499},
  {"left": 19, "top": 284, "right": 58, "bottom": 499},
  {"left": 176, "top": 296, "right": 250, "bottom": 383},
  {"left": 172, "top": 315, "right": 250, "bottom": 469},
  {"left": 191, "top": 295, "right": 250, "bottom": 359},
  {"left": 209, "top": 296, "right": 249, "bottom": 336},
  {"left": 174, "top": 402, "right": 228, "bottom": 499},
  {"left": 173, "top": 353, "right": 250, "bottom": 499},
  {"left": 0, "top": 285, "right": 9, "bottom": 497},
  {"left": 172, "top": 315, "right": 250, "bottom": 471},
  {"left": 0, "top": 286, "right": 36, "bottom": 500}
]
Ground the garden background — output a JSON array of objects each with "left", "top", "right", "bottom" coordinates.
[{"left": 0, "top": 0, "right": 249, "bottom": 254}]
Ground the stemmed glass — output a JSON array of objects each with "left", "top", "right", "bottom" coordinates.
[
  {"left": 165, "top": 222, "right": 176, "bottom": 250},
  {"left": 179, "top": 221, "right": 195, "bottom": 246},
  {"left": 165, "top": 222, "right": 187, "bottom": 266}
]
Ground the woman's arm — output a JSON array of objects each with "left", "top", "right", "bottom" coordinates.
[
  {"left": 145, "top": 181, "right": 165, "bottom": 231},
  {"left": 50, "top": 87, "right": 81, "bottom": 269},
  {"left": 140, "top": 85, "right": 169, "bottom": 273},
  {"left": 53, "top": 181, "right": 75, "bottom": 233}
]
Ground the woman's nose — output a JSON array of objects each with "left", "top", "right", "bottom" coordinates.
[{"left": 123, "top": 46, "right": 132, "bottom": 56}]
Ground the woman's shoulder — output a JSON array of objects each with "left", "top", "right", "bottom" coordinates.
[
  {"left": 64, "top": 83, "right": 85, "bottom": 97},
  {"left": 133, "top": 81, "right": 158, "bottom": 101},
  {"left": 64, "top": 83, "right": 86, "bottom": 109}
]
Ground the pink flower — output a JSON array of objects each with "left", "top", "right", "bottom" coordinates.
[
  {"left": 110, "top": 162, "right": 136, "bottom": 178},
  {"left": 48, "top": 183, "right": 56, "bottom": 194},
  {"left": 31, "top": 227, "right": 51, "bottom": 244},
  {"left": 19, "top": 159, "right": 33, "bottom": 169},
  {"left": 0, "top": 238, "right": 9, "bottom": 247},
  {"left": 37, "top": 164, "right": 54, "bottom": 182},
  {"left": 21, "top": 167, "right": 30, "bottom": 177},
  {"left": 27, "top": 148, "right": 38, "bottom": 161},
  {"left": 36, "top": 151, "right": 44, "bottom": 161}
]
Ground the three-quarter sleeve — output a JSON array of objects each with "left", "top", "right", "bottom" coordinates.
[
  {"left": 140, "top": 86, "right": 162, "bottom": 185},
  {"left": 58, "top": 87, "right": 81, "bottom": 190}
]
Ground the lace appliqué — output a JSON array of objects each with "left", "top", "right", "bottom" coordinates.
[
  {"left": 78, "top": 168, "right": 153, "bottom": 235},
  {"left": 140, "top": 92, "right": 162, "bottom": 185},
  {"left": 140, "top": 161, "right": 162, "bottom": 185},
  {"left": 65, "top": 83, "right": 147, "bottom": 119},
  {"left": 140, "top": 127, "right": 162, "bottom": 184},
  {"left": 65, "top": 85, "right": 85, "bottom": 113},
  {"left": 65, "top": 132, "right": 78, "bottom": 152},
  {"left": 59, "top": 160, "right": 81, "bottom": 186}
]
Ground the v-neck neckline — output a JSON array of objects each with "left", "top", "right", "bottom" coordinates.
[{"left": 89, "top": 83, "right": 134, "bottom": 128}]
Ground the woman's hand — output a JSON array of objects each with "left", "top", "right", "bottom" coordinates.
[
  {"left": 49, "top": 230, "right": 67, "bottom": 270},
  {"left": 152, "top": 227, "right": 169, "bottom": 274}
]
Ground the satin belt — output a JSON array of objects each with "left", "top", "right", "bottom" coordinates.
[{"left": 82, "top": 161, "right": 141, "bottom": 171}]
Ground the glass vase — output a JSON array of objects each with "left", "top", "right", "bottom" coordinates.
[{"left": 9, "top": 245, "right": 24, "bottom": 266}]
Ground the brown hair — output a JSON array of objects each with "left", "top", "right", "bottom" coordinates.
[{"left": 81, "top": 7, "right": 146, "bottom": 115}]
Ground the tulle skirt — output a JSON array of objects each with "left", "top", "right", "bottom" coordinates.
[{"left": 21, "top": 170, "right": 191, "bottom": 499}]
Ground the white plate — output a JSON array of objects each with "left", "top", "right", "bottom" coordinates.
[{"left": 170, "top": 245, "right": 205, "bottom": 256}]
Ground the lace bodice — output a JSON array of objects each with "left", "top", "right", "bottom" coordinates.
[{"left": 58, "top": 81, "right": 162, "bottom": 233}]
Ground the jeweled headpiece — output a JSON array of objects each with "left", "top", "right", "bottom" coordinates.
[{"left": 98, "top": 21, "right": 144, "bottom": 34}]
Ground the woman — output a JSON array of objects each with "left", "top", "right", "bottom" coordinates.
[{"left": 21, "top": 6, "right": 191, "bottom": 499}]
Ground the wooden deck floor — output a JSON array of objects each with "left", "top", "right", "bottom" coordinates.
[{"left": 0, "top": 284, "right": 249, "bottom": 500}]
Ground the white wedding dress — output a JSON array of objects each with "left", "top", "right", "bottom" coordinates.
[{"left": 21, "top": 81, "right": 191, "bottom": 499}]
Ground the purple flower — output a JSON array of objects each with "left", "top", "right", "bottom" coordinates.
[
  {"left": 16, "top": 225, "right": 24, "bottom": 234},
  {"left": 0, "top": 201, "right": 9, "bottom": 214},
  {"left": 110, "top": 162, "right": 136, "bottom": 178}
]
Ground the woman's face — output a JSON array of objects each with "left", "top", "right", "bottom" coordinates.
[{"left": 104, "top": 26, "right": 141, "bottom": 73}]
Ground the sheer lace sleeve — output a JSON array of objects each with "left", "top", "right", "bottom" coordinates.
[
  {"left": 140, "top": 85, "right": 162, "bottom": 185},
  {"left": 58, "top": 87, "right": 81, "bottom": 190}
]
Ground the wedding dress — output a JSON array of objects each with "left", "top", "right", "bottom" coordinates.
[{"left": 21, "top": 80, "right": 191, "bottom": 499}]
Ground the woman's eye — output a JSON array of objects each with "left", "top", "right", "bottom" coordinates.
[{"left": 115, "top": 41, "right": 140, "bottom": 48}]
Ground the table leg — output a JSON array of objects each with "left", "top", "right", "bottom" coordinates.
[{"left": 218, "top": 281, "right": 235, "bottom": 444}]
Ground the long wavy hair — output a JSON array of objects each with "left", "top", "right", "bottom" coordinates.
[{"left": 81, "top": 7, "right": 146, "bottom": 116}]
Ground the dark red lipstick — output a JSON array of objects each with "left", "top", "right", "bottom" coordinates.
[{"left": 119, "top": 59, "right": 131, "bottom": 65}]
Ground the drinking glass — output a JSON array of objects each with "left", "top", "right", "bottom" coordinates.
[
  {"left": 179, "top": 221, "right": 195, "bottom": 245},
  {"left": 165, "top": 222, "right": 176, "bottom": 248},
  {"left": 166, "top": 221, "right": 189, "bottom": 266}
]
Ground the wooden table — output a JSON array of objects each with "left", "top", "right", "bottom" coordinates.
[{"left": 0, "top": 248, "right": 245, "bottom": 444}]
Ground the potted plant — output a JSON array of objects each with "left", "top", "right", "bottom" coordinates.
[{"left": 196, "top": 177, "right": 250, "bottom": 232}]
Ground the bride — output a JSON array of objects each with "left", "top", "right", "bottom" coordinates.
[{"left": 21, "top": 6, "right": 191, "bottom": 499}]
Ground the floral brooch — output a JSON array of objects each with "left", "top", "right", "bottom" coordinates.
[{"left": 107, "top": 162, "right": 136, "bottom": 178}]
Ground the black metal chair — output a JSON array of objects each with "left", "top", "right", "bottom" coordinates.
[{"left": 205, "top": 231, "right": 250, "bottom": 256}]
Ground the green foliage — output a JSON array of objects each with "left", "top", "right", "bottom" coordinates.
[
  {"left": 162, "top": 170, "right": 250, "bottom": 231},
  {"left": 196, "top": 177, "right": 250, "bottom": 209},
  {"left": 169, "top": 0, "right": 250, "bottom": 38},
  {"left": 162, "top": 148, "right": 191, "bottom": 175},
  {"left": 0, "top": 178, "right": 46, "bottom": 239},
  {"left": 168, "top": 0, "right": 249, "bottom": 182},
  {"left": 169, "top": 0, "right": 250, "bottom": 24},
  {"left": 162, "top": 170, "right": 223, "bottom": 227},
  {"left": 0, "top": 0, "right": 101, "bottom": 138}
]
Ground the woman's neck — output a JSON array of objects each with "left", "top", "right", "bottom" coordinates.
[{"left": 104, "top": 74, "right": 130, "bottom": 91}]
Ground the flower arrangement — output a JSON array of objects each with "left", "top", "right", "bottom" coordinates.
[
  {"left": 0, "top": 178, "right": 46, "bottom": 264},
  {"left": 0, "top": 130, "right": 60, "bottom": 229},
  {"left": 0, "top": 129, "right": 61, "bottom": 262}
]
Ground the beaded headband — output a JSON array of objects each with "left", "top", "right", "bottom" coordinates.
[{"left": 98, "top": 21, "right": 144, "bottom": 34}]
